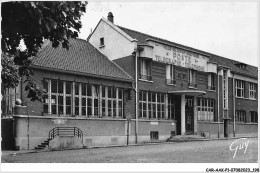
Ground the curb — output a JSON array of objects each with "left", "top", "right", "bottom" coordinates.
[{"left": 2, "top": 136, "right": 258, "bottom": 156}]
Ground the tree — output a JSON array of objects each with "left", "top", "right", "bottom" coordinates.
[{"left": 1, "top": 1, "right": 87, "bottom": 102}]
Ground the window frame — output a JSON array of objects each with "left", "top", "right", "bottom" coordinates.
[
  {"left": 235, "top": 79, "right": 245, "bottom": 98},
  {"left": 100, "top": 37, "right": 104, "bottom": 46},
  {"left": 207, "top": 73, "right": 216, "bottom": 91},
  {"left": 188, "top": 69, "right": 197, "bottom": 88},
  {"left": 140, "top": 59, "right": 152, "bottom": 81},
  {"left": 43, "top": 79, "right": 124, "bottom": 118},
  {"left": 139, "top": 91, "right": 169, "bottom": 120},
  {"left": 166, "top": 64, "right": 176, "bottom": 85},
  {"left": 250, "top": 111, "right": 258, "bottom": 123},
  {"left": 235, "top": 110, "right": 246, "bottom": 123},
  {"left": 249, "top": 82, "right": 257, "bottom": 99},
  {"left": 197, "top": 97, "right": 215, "bottom": 121}
]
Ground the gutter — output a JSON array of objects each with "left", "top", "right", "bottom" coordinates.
[{"left": 31, "top": 65, "right": 134, "bottom": 83}]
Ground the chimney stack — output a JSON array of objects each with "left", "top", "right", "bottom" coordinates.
[{"left": 107, "top": 12, "right": 114, "bottom": 23}]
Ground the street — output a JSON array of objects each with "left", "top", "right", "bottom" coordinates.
[{"left": 1, "top": 138, "right": 258, "bottom": 163}]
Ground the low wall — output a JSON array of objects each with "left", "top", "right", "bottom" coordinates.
[
  {"left": 198, "top": 121, "right": 258, "bottom": 138},
  {"left": 13, "top": 115, "right": 175, "bottom": 150},
  {"left": 49, "top": 136, "right": 84, "bottom": 150}
]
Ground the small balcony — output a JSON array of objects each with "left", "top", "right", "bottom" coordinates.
[
  {"left": 188, "top": 82, "right": 197, "bottom": 88},
  {"left": 140, "top": 74, "right": 152, "bottom": 81},
  {"left": 207, "top": 85, "right": 216, "bottom": 91},
  {"left": 166, "top": 79, "right": 176, "bottom": 85}
]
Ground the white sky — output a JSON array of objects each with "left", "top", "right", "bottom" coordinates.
[{"left": 78, "top": 1, "right": 258, "bottom": 67}]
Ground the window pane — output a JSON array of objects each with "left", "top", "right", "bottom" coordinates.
[
  {"left": 108, "top": 87, "right": 112, "bottom": 98},
  {"left": 87, "top": 98, "right": 92, "bottom": 116},
  {"left": 143, "top": 103, "right": 147, "bottom": 118},
  {"left": 87, "top": 85, "right": 92, "bottom": 96},
  {"left": 82, "top": 84, "right": 86, "bottom": 96},
  {"left": 43, "top": 80, "right": 48, "bottom": 92},
  {"left": 113, "top": 100, "right": 116, "bottom": 117},
  {"left": 143, "top": 92, "right": 146, "bottom": 101},
  {"left": 58, "top": 81, "right": 63, "bottom": 94},
  {"left": 94, "top": 99, "right": 99, "bottom": 116},
  {"left": 102, "top": 100, "right": 106, "bottom": 116},
  {"left": 75, "top": 83, "right": 79, "bottom": 95},
  {"left": 139, "top": 92, "right": 143, "bottom": 101},
  {"left": 108, "top": 100, "right": 112, "bottom": 116},
  {"left": 113, "top": 88, "right": 116, "bottom": 98},
  {"left": 66, "top": 82, "right": 71, "bottom": 94},
  {"left": 102, "top": 87, "right": 106, "bottom": 98},
  {"left": 51, "top": 80, "right": 57, "bottom": 93}
]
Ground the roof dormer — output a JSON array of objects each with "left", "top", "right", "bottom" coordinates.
[{"left": 235, "top": 62, "right": 247, "bottom": 70}]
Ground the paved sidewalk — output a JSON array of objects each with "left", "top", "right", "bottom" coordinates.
[{"left": 1, "top": 135, "right": 258, "bottom": 157}]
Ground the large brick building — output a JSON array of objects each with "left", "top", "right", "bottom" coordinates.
[
  {"left": 2, "top": 13, "right": 258, "bottom": 150},
  {"left": 88, "top": 13, "right": 258, "bottom": 140}
]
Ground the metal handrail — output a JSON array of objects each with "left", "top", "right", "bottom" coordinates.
[{"left": 49, "top": 127, "right": 83, "bottom": 142}]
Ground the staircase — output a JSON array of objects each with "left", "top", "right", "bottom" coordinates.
[
  {"left": 35, "top": 138, "right": 52, "bottom": 150},
  {"left": 166, "top": 134, "right": 209, "bottom": 142},
  {"left": 34, "top": 127, "right": 83, "bottom": 150}
]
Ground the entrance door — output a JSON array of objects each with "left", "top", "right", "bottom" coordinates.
[{"left": 185, "top": 97, "right": 194, "bottom": 135}]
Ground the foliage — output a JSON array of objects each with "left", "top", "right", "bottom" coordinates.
[
  {"left": 1, "top": 54, "right": 19, "bottom": 95},
  {"left": 1, "top": 1, "right": 87, "bottom": 101}
]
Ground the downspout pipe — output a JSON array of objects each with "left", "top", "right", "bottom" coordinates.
[
  {"left": 135, "top": 49, "right": 138, "bottom": 144},
  {"left": 233, "top": 74, "right": 236, "bottom": 137},
  {"left": 217, "top": 69, "right": 220, "bottom": 138},
  {"left": 134, "top": 46, "right": 144, "bottom": 144}
]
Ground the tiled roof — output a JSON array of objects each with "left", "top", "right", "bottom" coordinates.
[
  {"left": 32, "top": 38, "right": 133, "bottom": 81},
  {"left": 118, "top": 26, "right": 258, "bottom": 78}
]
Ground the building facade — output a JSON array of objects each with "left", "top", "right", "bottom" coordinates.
[
  {"left": 2, "top": 13, "right": 258, "bottom": 150},
  {"left": 88, "top": 13, "right": 258, "bottom": 140}
]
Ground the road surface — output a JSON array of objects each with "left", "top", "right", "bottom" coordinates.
[{"left": 1, "top": 138, "right": 258, "bottom": 163}]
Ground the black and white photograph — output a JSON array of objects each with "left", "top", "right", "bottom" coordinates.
[{"left": 1, "top": 1, "right": 259, "bottom": 172}]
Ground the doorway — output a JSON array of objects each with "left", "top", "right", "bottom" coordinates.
[{"left": 185, "top": 96, "right": 194, "bottom": 135}]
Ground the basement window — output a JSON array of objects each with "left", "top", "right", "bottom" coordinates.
[{"left": 150, "top": 131, "right": 159, "bottom": 140}]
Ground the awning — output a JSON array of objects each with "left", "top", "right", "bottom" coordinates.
[{"left": 168, "top": 90, "right": 206, "bottom": 96}]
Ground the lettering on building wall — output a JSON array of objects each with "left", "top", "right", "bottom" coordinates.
[
  {"left": 52, "top": 119, "right": 67, "bottom": 125},
  {"left": 153, "top": 42, "right": 208, "bottom": 72}
]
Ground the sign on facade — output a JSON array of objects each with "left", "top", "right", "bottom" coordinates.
[{"left": 152, "top": 42, "right": 208, "bottom": 72}]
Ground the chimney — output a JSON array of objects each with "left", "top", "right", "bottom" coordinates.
[{"left": 107, "top": 12, "right": 114, "bottom": 23}]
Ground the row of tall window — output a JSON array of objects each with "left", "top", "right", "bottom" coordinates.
[
  {"left": 140, "top": 59, "right": 216, "bottom": 89},
  {"left": 235, "top": 79, "right": 257, "bottom": 99},
  {"left": 236, "top": 110, "right": 258, "bottom": 123},
  {"left": 138, "top": 91, "right": 175, "bottom": 120},
  {"left": 43, "top": 79, "right": 124, "bottom": 117}
]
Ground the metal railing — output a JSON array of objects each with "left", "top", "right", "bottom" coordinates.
[{"left": 49, "top": 127, "right": 83, "bottom": 142}]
